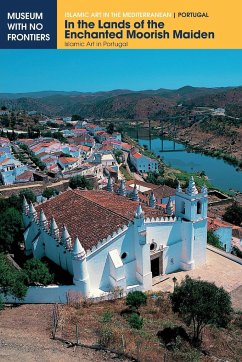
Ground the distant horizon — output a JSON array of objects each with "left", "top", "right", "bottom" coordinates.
[
  {"left": 1, "top": 50, "right": 242, "bottom": 93},
  {"left": 0, "top": 84, "right": 242, "bottom": 95}
]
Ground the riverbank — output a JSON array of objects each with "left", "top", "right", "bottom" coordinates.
[
  {"left": 124, "top": 134, "right": 214, "bottom": 191},
  {"left": 161, "top": 120, "right": 242, "bottom": 170},
  {"left": 174, "top": 139, "right": 242, "bottom": 170},
  {"left": 125, "top": 122, "right": 242, "bottom": 170}
]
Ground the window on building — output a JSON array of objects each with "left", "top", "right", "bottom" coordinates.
[
  {"left": 181, "top": 201, "right": 185, "bottom": 214},
  {"left": 121, "top": 252, "right": 127, "bottom": 260},
  {"left": 197, "top": 201, "right": 202, "bottom": 214},
  {"left": 150, "top": 242, "right": 157, "bottom": 251}
]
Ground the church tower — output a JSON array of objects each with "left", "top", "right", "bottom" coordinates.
[
  {"left": 175, "top": 176, "right": 207, "bottom": 221},
  {"left": 175, "top": 176, "right": 208, "bottom": 270}
]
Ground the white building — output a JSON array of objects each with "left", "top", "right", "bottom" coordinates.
[
  {"left": 129, "top": 148, "right": 158, "bottom": 173},
  {"left": 23, "top": 177, "right": 207, "bottom": 298}
]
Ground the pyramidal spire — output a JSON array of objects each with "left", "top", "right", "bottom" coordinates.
[
  {"left": 50, "top": 217, "right": 59, "bottom": 240},
  {"left": 117, "top": 179, "right": 126, "bottom": 196},
  {"left": 201, "top": 184, "right": 208, "bottom": 195},
  {"left": 148, "top": 191, "right": 156, "bottom": 208},
  {"left": 106, "top": 175, "right": 113, "bottom": 192},
  {"left": 135, "top": 203, "right": 144, "bottom": 219},
  {"left": 39, "top": 209, "right": 48, "bottom": 229},
  {"left": 29, "top": 202, "right": 37, "bottom": 221},
  {"left": 61, "top": 224, "right": 72, "bottom": 249},
  {"left": 166, "top": 197, "right": 174, "bottom": 216},
  {"left": 131, "top": 183, "right": 139, "bottom": 202},
  {"left": 72, "top": 236, "right": 86, "bottom": 259},
  {"left": 186, "top": 176, "right": 198, "bottom": 196},
  {"left": 22, "top": 196, "right": 29, "bottom": 214},
  {"left": 176, "top": 181, "right": 182, "bottom": 193}
]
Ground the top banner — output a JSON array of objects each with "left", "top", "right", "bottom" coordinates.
[{"left": 1, "top": 0, "right": 242, "bottom": 49}]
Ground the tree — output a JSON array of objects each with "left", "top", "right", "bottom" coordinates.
[
  {"left": 71, "top": 114, "right": 83, "bottom": 122},
  {"left": 126, "top": 291, "right": 147, "bottom": 310},
  {"left": 23, "top": 258, "right": 54, "bottom": 286},
  {"left": 0, "top": 253, "right": 27, "bottom": 301},
  {"left": 42, "top": 188, "right": 58, "bottom": 199},
  {"left": 69, "top": 175, "right": 94, "bottom": 190},
  {"left": 114, "top": 150, "right": 123, "bottom": 164},
  {"left": 7, "top": 190, "right": 36, "bottom": 213},
  {"left": 207, "top": 230, "right": 222, "bottom": 249},
  {"left": 19, "top": 189, "right": 36, "bottom": 204},
  {"left": 170, "top": 276, "right": 232, "bottom": 344},
  {"left": 0, "top": 208, "right": 23, "bottom": 252},
  {"left": 223, "top": 202, "right": 242, "bottom": 226},
  {"left": 106, "top": 122, "right": 114, "bottom": 135},
  {"left": 52, "top": 131, "right": 67, "bottom": 143}
]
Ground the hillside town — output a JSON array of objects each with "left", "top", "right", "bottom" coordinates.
[{"left": 0, "top": 109, "right": 242, "bottom": 361}]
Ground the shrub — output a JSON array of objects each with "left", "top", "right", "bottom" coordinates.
[
  {"left": 128, "top": 313, "right": 143, "bottom": 330},
  {"left": 207, "top": 230, "right": 223, "bottom": 249},
  {"left": 126, "top": 291, "right": 147, "bottom": 310},
  {"left": 98, "top": 325, "right": 114, "bottom": 347},
  {"left": 0, "top": 253, "right": 27, "bottom": 300},
  {"left": 42, "top": 188, "right": 58, "bottom": 199},
  {"left": 0, "top": 296, "right": 3, "bottom": 310},
  {"left": 223, "top": 202, "right": 242, "bottom": 226},
  {"left": 69, "top": 175, "right": 94, "bottom": 190},
  {"left": 101, "top": 311, "right": 113, "bottom": 324},
  {"left": 23, "top": 258, "right": 54, "bottom": 285}
]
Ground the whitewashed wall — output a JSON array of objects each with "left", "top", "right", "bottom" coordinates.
[{"left": 2, "top": 285, "right": 79, "bottom": 304}]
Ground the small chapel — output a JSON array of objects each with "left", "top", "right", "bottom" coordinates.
[{"left": 23, "top": 176, "right": 208, "bottom": 297}]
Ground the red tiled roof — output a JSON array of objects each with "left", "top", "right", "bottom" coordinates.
[
  {"left": 147, "top": 185, "right": 176, "bottom": 199},
  {"left": 73, "top": 128, "right": 87, "bottom": 133},
  {"left": 78, "top": 145, "right": 90, "bottom": 151},
  {"left": 37, "top": 152, "right": 48, "bottom": 158},
  {"left": 48, "top": 164, "right": 59, "bottom": 171},
  {"left": 16, "top": 171, "right": 33, "bottom": 180},
  {"left": 0, "top": 137, "right": 10, "bottom": 143},
  {"left": 31, "top": 146, "right": 43, "bottom": 152},
  {"left": 58, "top": 157, "right": 78, "bottom": 164},
  {"left": 43, "top": 157, "right": 56, "bottom": 164},
  {"left": 0, "top": 158, "right": 11, "bottom": 165},
  {"left": 100, "top": 145, "right": 113, "bottom": 151},
  {"left": 121, "top": 142, "right": 132, "bottom": 150},
  {"left": 36, "top": 190, "right": 163, "bottom": 251},
  {"left": 208, "top": 217, "right": 240, "bottom": 231},
  {"left": 132, "top": 152, "right": 142, "bottom": 159}
]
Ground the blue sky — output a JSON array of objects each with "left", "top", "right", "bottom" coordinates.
[{"left": 1, "top": 50, "right": 242, "bottom": 93}]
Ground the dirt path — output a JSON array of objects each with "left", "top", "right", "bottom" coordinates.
[{"left": 0, "top": 304, "right": 120, "bottom": 362}]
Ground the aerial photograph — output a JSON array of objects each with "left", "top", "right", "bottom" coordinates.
[{"left": 0, "top": 49, "right": 242, "bottom": 361}]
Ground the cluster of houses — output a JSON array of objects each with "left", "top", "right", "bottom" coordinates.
[
  {"left": 0, "top": 119, "right": 158, "bottom": 189},
  {"left": 0, "top": 137, "right": 34, "bottom": 185}
]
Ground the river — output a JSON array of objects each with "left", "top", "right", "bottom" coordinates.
[{"left": 127, "top": 130, "right": 242, "bottom": 193}]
